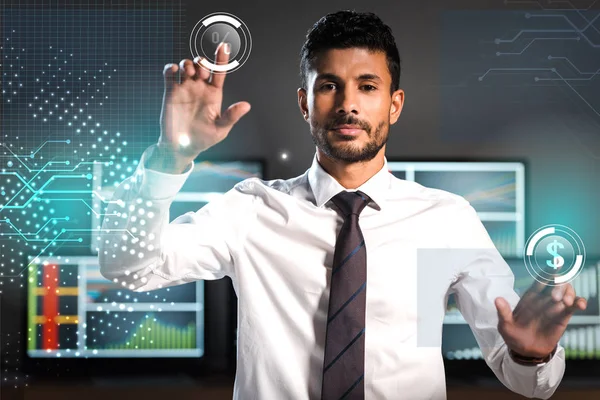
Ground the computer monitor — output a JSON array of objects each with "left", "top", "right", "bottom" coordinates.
[
  {"left": 387, "top": 161, "right": 525, "bottom": 257},
  {"left": 27, "top": 255, "right": 203, "bottom": 358}
]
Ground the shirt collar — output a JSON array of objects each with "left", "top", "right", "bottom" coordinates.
[{"left": 307, "top": 151, "right": 390, "bottom": 211}]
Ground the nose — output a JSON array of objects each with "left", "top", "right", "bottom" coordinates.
[{"left": 335, "top": 86, "right": 360, "bottom": 115}]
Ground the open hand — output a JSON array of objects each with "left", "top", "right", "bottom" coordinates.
[{"left": 495, "top": 280, "right": 587, "bottom": 358}]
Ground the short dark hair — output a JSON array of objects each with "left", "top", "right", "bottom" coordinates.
[{"left": 299, "top": 10, "right": 401, "bottom": 95}]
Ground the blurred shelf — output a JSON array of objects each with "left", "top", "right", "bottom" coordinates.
[{"left": 444, "top": 313, "right": 600, "bottom": 325}]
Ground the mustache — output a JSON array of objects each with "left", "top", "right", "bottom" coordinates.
[{"left": 329, "top": 118, "right": 369, "bottom": 131}]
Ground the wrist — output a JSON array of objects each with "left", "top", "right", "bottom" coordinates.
[
  {"left": 508, "top": 345, "right": 558, "bottom": 366},
  {"left": 146, "top": 143, "right": 196, "bottom": 174}
]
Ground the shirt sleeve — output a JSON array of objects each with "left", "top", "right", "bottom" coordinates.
[
  {"left": 97, "top": 144, "right": 256, "bottom": 292},
  {"left": 447, "top": 198, "right": 565, "bottom": 399}
]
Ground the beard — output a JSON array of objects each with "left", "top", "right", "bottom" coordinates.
[{"left": 309, "top": 117, "right": 389, "bottom": 163}]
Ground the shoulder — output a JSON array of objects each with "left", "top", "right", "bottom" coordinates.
[
  {"left": 390, "top": 175, "right": 472, "bottom": 212},
  {"left": 389, "top": 176, "right": 493, "bottom": 247},
  {"left": 234, "top": 172, "right": 309, "bottom": 198}
]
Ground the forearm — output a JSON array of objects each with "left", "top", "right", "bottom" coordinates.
[
  {"left": 98, "top": 170, "right": 171, "bottom": 290},
  {"left": 98, "top": 145, "right": 193, "bottom": 291}
]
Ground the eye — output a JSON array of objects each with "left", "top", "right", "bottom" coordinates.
[
  {"left": 362, "top": 85, "right": 377, "bottom": 91},
  {"left": 321, "top": 83, "right": 336, "bottom": 91}
]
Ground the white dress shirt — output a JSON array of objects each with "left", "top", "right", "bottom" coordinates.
[{"left": 98, "top": 144, "right": 566, "bottom": 400}]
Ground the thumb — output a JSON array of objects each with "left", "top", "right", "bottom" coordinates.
[
  {"left": 216, "top": 101, "right": 251, "bottom": 129},
  {"left": 495, "top": 297, "right": 513, "bottom": 325}
]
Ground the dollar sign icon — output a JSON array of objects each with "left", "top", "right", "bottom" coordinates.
[{"left": 546, "top": 239, "right": 565, "bottom": 269}]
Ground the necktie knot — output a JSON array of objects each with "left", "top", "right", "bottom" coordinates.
[{"left": 331, "top": 190, "right": 371, "bottom": 218}]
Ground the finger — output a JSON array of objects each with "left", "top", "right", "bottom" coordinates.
[
  {"left": 561, "top": 284, "right": 576, "bottom": 307},
  {"left": 515, "top": 284, "right": 575, "bottom": 320},
  {"left": 555, "top": 296, "right": 587, "bottom": 321},
  {"left": 208, "top": 41, "right": 230, "bottom": 88},
  {"left": 550, "top": 284, "right": 568, "bottom": 303},
  {"left": 526, "top": 283, "right": 565, "bottom": 315},
  {"left": 216, "top": 101, "right": 252, "bottom": 129},
  {"left": 193, "top": 57, "right": 211, "bottom": 81},
  {"left": 529, "top": 279, "right": 549, "bottom": 294},
  {"left": 545, "top": 297, "right": 568, "bottom": 319},
  {"left": 163, "top": 63, "right": 179, "bottom": 89},
  {"left": 574, "top": 296, "right": 587, "bottom": 311},
  {"left": 495, "top": 297, "right": 514, "bottom": 325},
  {"left": 529, "top": 290, "right": 557, "bottom": 315},
  {"left": 178, "top": 59, "right": 196, "bottom": 83}
]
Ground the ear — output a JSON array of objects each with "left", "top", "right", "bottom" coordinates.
[
  {"left": 390, "top": 89, "right": 404, "bottom": 125},
  {"left": 298, "top": 87, "right": 309, "bottom": 121}
]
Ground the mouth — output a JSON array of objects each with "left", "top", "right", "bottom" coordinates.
[{"left": 331, "top": 126, "right": 364, "bottom": 136}]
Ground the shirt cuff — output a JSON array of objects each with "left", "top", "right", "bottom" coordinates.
[{"left": 135, "top": 144, "right": 195, "bottom": 200}]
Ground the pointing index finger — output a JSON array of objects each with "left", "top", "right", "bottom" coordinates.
[
  {"left": 208, "top": 41, "right": 231, "bottom": 88},
  {"left": 530, "top": 279, "right": 549, "bottom": 294}
]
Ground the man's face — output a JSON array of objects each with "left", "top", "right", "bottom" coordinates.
[{"left": 298, "top": 48, "right": 404, "bottom": 163}]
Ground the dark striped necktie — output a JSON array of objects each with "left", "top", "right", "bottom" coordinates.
[{"left": 321, "top": 190, "right": 371, "bottom": 400}]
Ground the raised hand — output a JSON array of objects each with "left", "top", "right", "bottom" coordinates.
[
  {"left": 150, "top": 41, "right": 251, "bottom": 173},
  {"left": 495, "top": 280, "right": 587, "bottom": 358}
]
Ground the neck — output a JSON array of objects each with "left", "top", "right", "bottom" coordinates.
[{"left": 316, "top": 148, "right": 385, "bottom": 189}]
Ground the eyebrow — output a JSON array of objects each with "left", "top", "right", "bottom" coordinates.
[{"left": 315, "top": 73, "right": 383, "bottom": 83}]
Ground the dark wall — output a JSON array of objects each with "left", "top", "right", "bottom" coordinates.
[{"left": 170, "top": 0, "right": 600, "bottom": 251}]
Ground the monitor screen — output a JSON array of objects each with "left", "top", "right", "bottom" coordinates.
[
  {"left": 387, "top": 161, "right": 525, "bottom": 257},
  {"left": 27, "top": 255, "right": 204, "bottom": 358}
]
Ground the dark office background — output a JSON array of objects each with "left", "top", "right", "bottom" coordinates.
[{"left": 1, "top": 0, "right": 600, "bottom": 398}]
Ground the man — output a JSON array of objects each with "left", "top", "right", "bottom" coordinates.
[{"left": 98, "top": 10, "right": 587, "bottom": 399}]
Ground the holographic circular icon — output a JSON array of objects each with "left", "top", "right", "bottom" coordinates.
[
  {"left": 189, "top": 12, "right": 252, "bottom": 74},
  {"left": 523, "top": 224, "right": 586, "bottom": 286}
]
